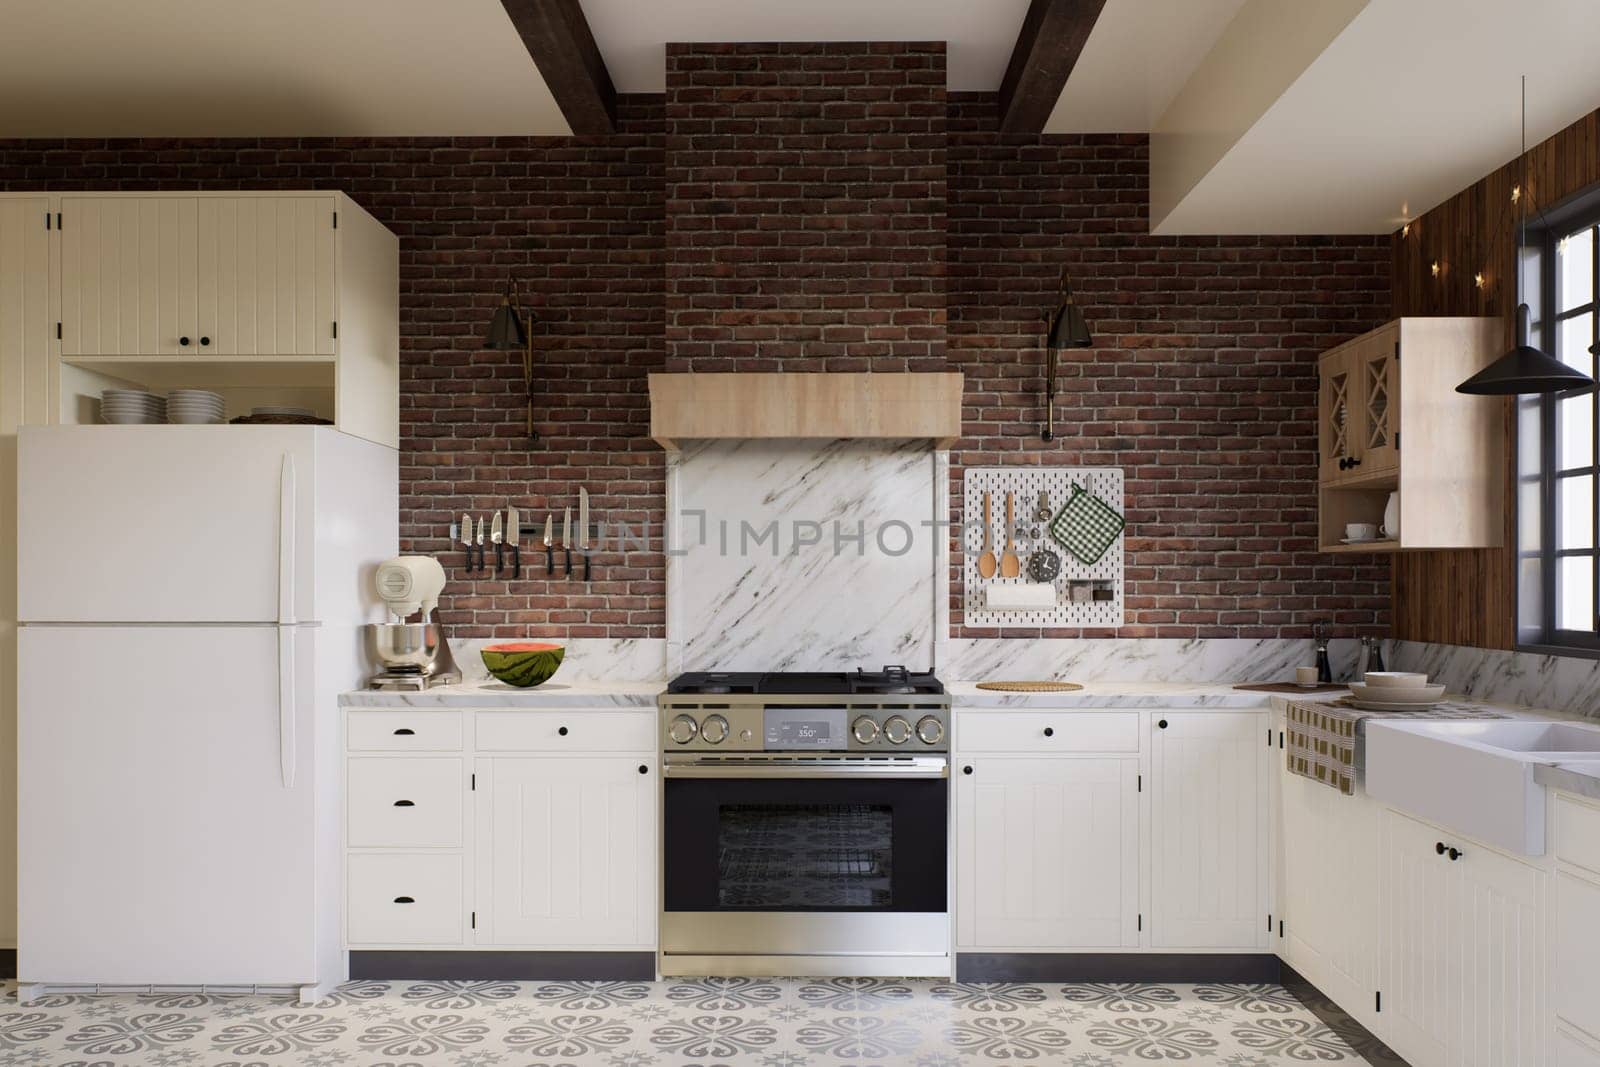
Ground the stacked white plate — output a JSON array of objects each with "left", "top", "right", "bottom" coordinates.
[
  {"left": 167, "top": 389, "right": 225, "bottom": 424},
  {"left": 100, "top": 389, "right": 166, "bottom": 425},
  {"left": 1347, "top": 672, "right": 1446, "bottom": 711}
]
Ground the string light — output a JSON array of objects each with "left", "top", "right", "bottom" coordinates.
[
  {"left": 1474, "top": 272, "right": 1485, "bottom": 289},
  {"left": 1431, "top": 261, "right": 1440, "bottom": 277},
  {"left": 1401, "top": 223, "right": 1411, "bottom": 238},
  {"left": 1512, "top": 184, "right": 1522, "bottom": 203}
]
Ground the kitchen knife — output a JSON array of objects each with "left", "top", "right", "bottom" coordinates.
[
  {"left": 461, "top": 512, "right": 474, "bottom": 572},
  {"left": 543, "top": 512, "right": 555, "bottom": 576},
  {"left": 474, "top": 516, "right": 486, "bottom": 572},
  {"left": 562, "top": 506, "right": 573, "bottom": 577},
  {"left": 578, "top": 487, "right": 591, "bottom": 581},
  {"left": 508, "top": 505, "right": 521, "bottom": 579},
  {"left": 491, "top": 511, "right": 504, "bottom": 575}
]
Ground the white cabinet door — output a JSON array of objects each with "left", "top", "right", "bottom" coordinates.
[
  {"left": 60, "top": 196, "right": 197, "bottom": 356},
  {"left": 476, "top": 756, "right": 655, "bottom": 948},
  {"left": 198, "top": 196, "right": 336, "bottom": 357},
  {"left": 957, "top": 757, "right": 1139, "bottom": 949},
  {"left": 1382, "top": 809, "right": 1541, "bottom": 1067},
  {"left": 1555, "top": 869, "right": 1600, "bottom": 1045},
  {"left": 1280, "top": 771, "right": 1383, "bottom": 1022},
  {"left": 1150, "top": 711, "right": 1268, "bottom": 948}
]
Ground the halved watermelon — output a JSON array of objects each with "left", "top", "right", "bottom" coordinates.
[{"left": 481, "top": 642, "right": 565, "bottom": 687}]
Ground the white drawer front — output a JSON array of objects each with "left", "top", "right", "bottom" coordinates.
[
  {"left": 475, "top": 711, "right": 655, "bottom": 752},
  {"left": 958, "top": 711, "right": 1140, "bottom": 753},
  {"left": 348, "top": 711, "right": 464, "bottom": 752},
  {"left": 349, "top": 758, "right": 463, "bottom": 848},
  {"left": 347, "top": 853, "right": 463, "bottom": 945}
]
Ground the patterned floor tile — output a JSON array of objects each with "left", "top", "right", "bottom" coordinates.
[{"left": 0, "top": 978, "right": 1382, "bottom": 1065}]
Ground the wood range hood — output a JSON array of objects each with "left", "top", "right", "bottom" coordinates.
[{"left": 647, "top": 372, "right": 964, "bottom": 450}]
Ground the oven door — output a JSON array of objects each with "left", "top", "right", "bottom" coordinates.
[
  {"left": 660, "top": 755, "right": 949, "bottom": 975},
  {"left": 663, "top": 757, "right": 947, "bottom": 914}
]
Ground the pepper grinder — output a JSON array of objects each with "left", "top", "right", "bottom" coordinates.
[{"left": 1313, "top": 621, "right": 1333, "bottom": 684}]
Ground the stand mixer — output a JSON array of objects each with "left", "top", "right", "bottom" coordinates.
[{"left": 364, "top": 556, "right": 462, "bottom": 690}]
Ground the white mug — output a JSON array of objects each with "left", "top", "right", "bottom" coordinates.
[
  {"left": 1345, "top": 523, "right": 1378, "bottom": 541},
  {"left": 1295, "top": 666, "right": 1319, "bottom": 685}
]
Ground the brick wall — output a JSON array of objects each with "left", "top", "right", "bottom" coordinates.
[
  {"left": 946, "top": 95, "right": 1391, "bottom": 637},
  {"left": 664, "top": 43, "right": 946, "bottom": 371},
  {"left": 0, "top": 69, "right": 1393, "bottom": 642}
]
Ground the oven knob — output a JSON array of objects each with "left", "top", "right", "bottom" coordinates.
[
  {"left": 667, "top": 714, "right": 699, "bottom": 745},
  {"left": 916, "top": 715, "right": 945, "bottom": 745},
  {"left": 701, "top": 714, "right": 729, "bottom": 744},
  {"left": 851, "top": 716, "right": 880, "bottom": 744},
  {"left": 882, "top": 715, "right": 912, "bottom": 744}
]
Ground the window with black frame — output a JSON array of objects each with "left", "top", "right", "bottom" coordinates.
[{"left": 1539, "top": 211, "right": 1600, "bottom": 649}]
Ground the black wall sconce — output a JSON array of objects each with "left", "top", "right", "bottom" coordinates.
[
  {"left": 484, "top": 279, "right": 539, "bottom": 442},
  {"left": 1042, "top": 275, "right": 1093, "bottom": 441}
]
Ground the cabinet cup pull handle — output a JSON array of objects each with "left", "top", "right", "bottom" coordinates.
[
  {"left": 962, "top": 765, "right": 973, "bottom": 775},
  {"left": 1157, "top": 719, "right": 1169, "bottom": 729},
  {"left": 558, "top": 726, "right": 569, "bottom": 736},
  {"left": 1043, "top": 727, "right": 1054, "bottom": 737},
  {"left": 393, "top": 799, "right": 414, "bottom": 807},
  {"left": 393, "top": 728, "right": 415, "bottom": 735},
  {"left": 393, "top": 896, "right": 414, "bottom": 904}
]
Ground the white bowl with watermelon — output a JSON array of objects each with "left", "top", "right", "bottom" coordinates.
[{"left": 481, "top": 642, "right": 565, "bottom": 687}]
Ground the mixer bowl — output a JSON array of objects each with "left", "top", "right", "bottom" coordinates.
[{"left": 365, "top": 622, "right": 443, "bottom": 669}]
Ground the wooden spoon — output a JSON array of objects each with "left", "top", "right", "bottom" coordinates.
[
  {"left": 1000, "top": 491, "right": 1022, "bottom": 578},
  {"left": 977, "top": 491, "right": 998, "bottom": 579}
]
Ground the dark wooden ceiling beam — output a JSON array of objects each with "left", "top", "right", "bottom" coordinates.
[
  {"left": 500, "top": 0, "right": 617, "bottom": 135},
  {"left": 998, "top": 0, "right": 1107, "bottom": 134}
]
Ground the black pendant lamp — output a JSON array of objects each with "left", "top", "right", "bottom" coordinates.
[
  {"left": 1457, "top": 77, "right": 1598, "bottom": 397},
  {"left": 483, "top": 279, "right": 538, "bottom": 442},
  {"left": 1042, "top": 277, "right": 1093, "bottom": 441}
]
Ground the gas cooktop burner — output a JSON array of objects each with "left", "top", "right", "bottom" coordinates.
[{"left": 666, "top": 665, "right": 944, "bottom": 696}]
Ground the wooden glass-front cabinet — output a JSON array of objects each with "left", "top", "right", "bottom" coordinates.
[{"left": 1316, "top": 317, "right": 1502, "bottom": 552}]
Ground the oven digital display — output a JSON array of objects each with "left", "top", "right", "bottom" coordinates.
[{"left": 764, "top": 707, "right": 846, "bottom": 749}]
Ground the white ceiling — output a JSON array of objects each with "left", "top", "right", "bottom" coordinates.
[
  {"left": 1043, "top": 0, "right": 1247, "bottom": 134},
  {"left": 580, "top": 0, "right": 1032, "bottom": 93},
  {"left": 0, "top": 0, "right": 569, "bottom": 137},
  {"left": 1153, "top": 0, "right": 1600, "bottom": 233}
]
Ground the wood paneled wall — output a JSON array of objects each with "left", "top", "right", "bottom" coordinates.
[{"left": 1391, "top": 109, "right": 1600, "bottom": 649}]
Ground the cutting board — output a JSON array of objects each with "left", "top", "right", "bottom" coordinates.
[{"left": 1233, "top": 682, "right": 1348, "bottom": 694}]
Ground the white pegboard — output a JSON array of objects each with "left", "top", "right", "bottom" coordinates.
[{"left": 962, "top": 467, "right": 1124, "bottom": 627}]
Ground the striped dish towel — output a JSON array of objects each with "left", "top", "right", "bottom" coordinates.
[{"left": 1285, "top": 698, "right": 1511, "bottom": 796}]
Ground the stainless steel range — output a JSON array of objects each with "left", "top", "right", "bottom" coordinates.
[{"left": 658, "top": 667, "right": 950, "bottom": 978}]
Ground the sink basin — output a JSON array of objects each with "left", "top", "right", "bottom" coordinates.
[{"left": 1363, "top": 718, "right": 1600, "bottom": 857}]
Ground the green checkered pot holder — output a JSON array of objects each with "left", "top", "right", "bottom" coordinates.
[{"left": 1048, "top": 483, "right": 1125, "bottom": 565}]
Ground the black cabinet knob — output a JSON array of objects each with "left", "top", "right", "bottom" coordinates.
[
  {"left": 393, "top": 896, "right": 414, "bottom": 904},
  {"left": 962, "top": 765, "right": 973, "bottom": 775},
  {"left": 1043, "top": 727, "right": 1054, "bottom": 737},
  {"left": 558, "top": 726, "right": 569, "bottom": 736},
  {"left": 1157, "top": 719, "right": 1169, "bottom": 729},
  {"left": 179, "top": 336, "right": 191, "bottom": 346},
  {"left": 199, "top": 336, "right": 211, "bottom": 346},
  {"left": 1436, "top": 841, "right": 1445, "bottom": 854},
  {"left": 638, "top": 764, "right": 648, "bottom": 774},
  {"left": 393, "top": 799, "right": 414, "bottom": 807},
  {"left": 1447, "top": 847, "right": 1462, "bottom": 861}
]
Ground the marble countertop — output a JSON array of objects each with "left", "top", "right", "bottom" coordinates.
[
  {"left": 340, "top": 679, "right": 663, "bottom": 709},
  {"left": 946, "top": 682, "right": 1330, "bottom": 709},
  {"left": 1535, "top": 761, "right": 1600, "bottom": 801}
]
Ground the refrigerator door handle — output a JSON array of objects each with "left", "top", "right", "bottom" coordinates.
[
  {"left": 278, "top": 452, "right": 296, "bottom": 626},
  {"left": 278, "top": 452, "right": 296, "bottom": 788},
  {"left": 278, "top": 626, "right": 296, "bottom": 789}
]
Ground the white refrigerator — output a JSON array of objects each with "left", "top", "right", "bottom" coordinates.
[{"left": 16, "top": 425, "right": 396, "bottom": 1003}]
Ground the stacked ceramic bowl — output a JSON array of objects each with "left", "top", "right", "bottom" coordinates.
[
  {"left": 167, "top": 389, "right": 225, "bottom": 424},
  {"left": 1347, "top": 671, "right": 1446, "bottom": 711},
  {"left": 100, "top": 389, "right": 166, "bottom": 424}
]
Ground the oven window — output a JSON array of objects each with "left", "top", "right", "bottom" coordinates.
[{"left": 718, "top": 803, "right": 893, "bottom": 908}]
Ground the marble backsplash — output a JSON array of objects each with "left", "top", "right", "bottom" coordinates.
[
  {"left": 943, "top": 637, "right": 1364, "bottom": 684},
  {"left": 1389, "top": 640, "right": 1600, "bottom": 717},
  {"left": 666, "top": 439, "right": 944, "bottom": 675}
]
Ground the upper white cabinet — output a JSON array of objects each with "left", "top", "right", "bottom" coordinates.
[
  {"left": 1150, "top": 711, "right": 1269, "bottom": 949},
  {"left": 0, "top": 190, "right": 398, "bottom": 448}
]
